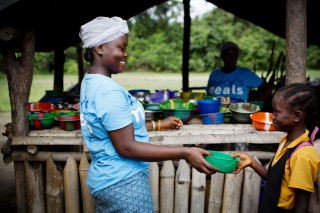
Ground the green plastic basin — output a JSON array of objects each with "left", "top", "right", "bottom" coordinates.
[
  {"left": 159, "top": 99, "right": 196, "bottom": 110},
  {"left": 204, "top": 150, "right": 240, "bottom": 173}
]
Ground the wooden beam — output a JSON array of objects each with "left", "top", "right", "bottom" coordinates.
[
  {"left": 285, "top": 0, "right": 307, "bottom": 84},
  {"left": 0, "top": 26, "right": 21, "bottom": 41},
  {"left": 53, "top": 47, "right": 65, "bottom": 90},
  {"left": 182, "top": 0, "right": 191, "bottom": 92}
]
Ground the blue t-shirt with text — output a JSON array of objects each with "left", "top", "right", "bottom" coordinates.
[
  {"left": 206, "top": 66, "right": 263, "bottom": 101},
  {"left": 80, "top": 73, "right": 149, "bottom": 195}
]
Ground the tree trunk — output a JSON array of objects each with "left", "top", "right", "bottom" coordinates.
[{"left": 2, "top": 28, "right": 35, "bottom": 136}]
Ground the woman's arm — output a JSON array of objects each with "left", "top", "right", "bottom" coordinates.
[{"left": 108, "top": 123, "right": 218, "bottom": 175}]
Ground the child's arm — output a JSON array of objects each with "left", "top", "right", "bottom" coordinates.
[
  {"left": 295, "top": 188, "right": 311, "bottom": 213},
  {"left": 232, "top": 152, "right": 268, "bottom": 179}
]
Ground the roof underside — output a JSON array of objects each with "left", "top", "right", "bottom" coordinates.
[{"left": 0, "top": 0, "right": 319, "bottom": 52}]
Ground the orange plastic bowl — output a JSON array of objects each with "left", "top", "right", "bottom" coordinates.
[{"left": 250, "top": 112, "right": 276, "bottom": 131}]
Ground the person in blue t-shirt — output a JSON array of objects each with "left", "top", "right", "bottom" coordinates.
[
  {"left": 79, "top": 16, "right": 218, "bottom": 212},
  {"left": 206, "top": 41, "right": 271, "bottom": 102},
  {"left": 206, "top": 41, "right": 273, "bottom": 152}
]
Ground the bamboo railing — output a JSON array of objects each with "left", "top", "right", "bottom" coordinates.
[{"left": 3, "top": 124, "right": 286, "bottom": 213}]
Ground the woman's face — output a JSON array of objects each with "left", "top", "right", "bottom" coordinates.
[
  {"left": 102, "top": 34, "right": 129, "bottom": 75},
  {"left": 271, "top": 93, "right": 295, "bottom": 132}
]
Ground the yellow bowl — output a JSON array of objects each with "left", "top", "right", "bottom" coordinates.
[{"left": 180, "top": 92, "right": 206, "bottom": 100}]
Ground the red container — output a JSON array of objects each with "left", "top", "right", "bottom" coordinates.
[
  {"left": 28, "top": 102, "right": 55, "bottom": 112},
  {"left": 56, "top": 114, "right": 80, "bottom": 131}
]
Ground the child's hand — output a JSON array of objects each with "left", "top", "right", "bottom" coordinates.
[{"left": 232, "top": 152, "right": 254, "bottom": 174}]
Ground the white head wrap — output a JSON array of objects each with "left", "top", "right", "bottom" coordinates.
[{"left": 79, "top": 16, "right": 129, "bottom": 48}]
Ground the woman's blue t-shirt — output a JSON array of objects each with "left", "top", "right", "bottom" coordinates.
[{"left": 80, "top": 73, "right": 149, "bottom": 195}]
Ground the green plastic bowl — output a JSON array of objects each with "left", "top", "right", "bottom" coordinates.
[
  {"left": 28, "top": 112, "right": 57, "bottom": 130},
  {"left": 159, "top": 99, "right": 196, "bottom": 110},
  {"left": 144, "top": 103, "right": 161, "bottom": 110},
  {"left": 204, "top": 150, "right": 240, "bottom": 173}
]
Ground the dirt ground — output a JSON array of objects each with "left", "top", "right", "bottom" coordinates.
[{"left": 0, "top": 112, "right": 16, "bottom": 213}]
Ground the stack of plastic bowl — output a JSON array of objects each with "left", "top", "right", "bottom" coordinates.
[{"left": 197, "top": 99, "right": 223, "bottom": 124}]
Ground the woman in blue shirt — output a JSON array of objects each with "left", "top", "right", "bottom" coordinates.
[{"left": 79, "top": 16, "right": 218, "bottom": 212}]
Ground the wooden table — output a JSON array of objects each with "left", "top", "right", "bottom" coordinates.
[{"left": 8, "top": 124, "right": 285, "bottom": 162}]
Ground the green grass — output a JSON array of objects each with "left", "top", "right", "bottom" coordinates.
[{"left": 1, "top": 70, "right": 319, "bottom": 112}]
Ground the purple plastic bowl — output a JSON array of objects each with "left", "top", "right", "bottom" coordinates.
[{"left": 147, "top": 90, "right": 167, "bottom": 103}]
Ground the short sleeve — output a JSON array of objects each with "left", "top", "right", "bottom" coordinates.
[
  {"left": 288, "top": 146, "right": 320, "bottom": 192},
  {"left": 94, "top": 89, "right": 132, "bottom": 131}
]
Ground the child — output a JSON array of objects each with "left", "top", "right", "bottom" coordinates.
[{"left": 232, "top": 83, "right": 320, "bottom": 213}]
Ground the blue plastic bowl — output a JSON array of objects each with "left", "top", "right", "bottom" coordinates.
[
  {"left": 128, "top": 89, "right": 151, "bottom": 95},
  {"left": 197, "top": 99, "right": 221, "bottom": 114},
  {"left": 201, "top": 112, "right": 224, "bottom": 124}
]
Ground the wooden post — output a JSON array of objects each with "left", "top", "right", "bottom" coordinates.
[
  {"left": 79, "top": 152, "right": 95, "bottom": 213},
  {"left": 174, "top": 159, "right": 191, "bottom": 213},
  {"left": 24, "top": 161, "right": 45, "bottom": 213},
  {"left": 149, "top": 162, "right": 160, "bottom": 213},
  {"left": 14, "top": 162, "right": 27, "bottom": 213},
  {"left": 46, "top": 155, "right": 64, "bottom": 213},
  {"left": 208, "top": 173, "right": 225, "bottom": 213},
  {"left": 190, "top": 168, "right": 206, "bottom": 213},
  {"left": 285, "top": 0, "right": 307, "bottom": 84},
  {"left": 241, "top": 156, "right": 262, "bottom": 213},
  {"left": 222, "top": 170, "right": 243, "bottom": 213},
  {"left": 63, "top": 156, "right": 80, "bottom": 213},
  {"left": 160, "top": 160, "right": 175, "bottom": 213},
  {"left": 2, "top": 28, "right": 34, "bottom": 136}
]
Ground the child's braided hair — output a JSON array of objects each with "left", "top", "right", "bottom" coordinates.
[{"left": 276, "top": 83, "right": 319, "bottom": 139}]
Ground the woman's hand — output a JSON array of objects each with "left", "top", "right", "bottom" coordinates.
[
  {"left": 185, "top": 147, "right": 219, "bottom": 175},
  {"left": 158, "top": 116, "right": 183, "bottom": 131}
]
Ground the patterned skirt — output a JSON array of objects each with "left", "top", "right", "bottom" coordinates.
[{"left": 93, "top": 172, "right": 153, "bottom": 213}]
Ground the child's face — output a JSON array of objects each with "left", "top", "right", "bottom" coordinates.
[{"left": 271, "top": 93, "right": 295, "bottom": 132}]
